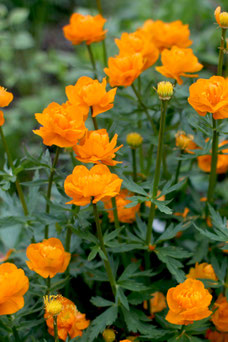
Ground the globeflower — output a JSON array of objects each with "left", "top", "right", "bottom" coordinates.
[
  {"left": 186, "top": 262, "right": 217, "bottom": 281},
  {"left": 197, "top": 140, "right": 228, "bottom": 174},
  {"left": 188, "top": 76, "right": 228, "bottom": 120},
  {"left": 206, "top": 329, "right": 228, "bottom": 342},
  {"left": 64, "top": 164, "right": 122, "bottom": 206},
  {"left": 141, "top": 19, "right": 192, "bottom": 51},
  {"left": 33, "top": 102, "right": 87, "bottom": 147},
  {"left": 175, "top": 131, "right": 198, "bottom": 153},
  {"left": 104, "top": 189, "right": 140, "bottom": 223},
  {"left": 63, "top": 13, "right": 107, "bottom": 45},
  {"left": 143, "top": 292, "right": 167, "bottom": 317},
  {"left": 115, "top": 31, "right": 159, "bottom": 71},
  {"left": 73, "top": 129, "right": 123, "bottom": 166},
  {"left": 65, "top": 77, "right": 117, "bottom": 118},
  {"left": 0, "top": 263, "right": 29, "bottom": 315},
  {"left": 212, "top": 294, "right": 228, "bottom": 332},
  {"left": 166, "top": 278, "right": 212, "bottom": 325},
  {"left": 104, "top": 54, "right": 144, "bottom": 87},
  {"left": 0, "top": 86, "right": 13, "bottom": 108},
  {"left": 44, "top": 296, "right": 89, "bottom": 341},
  {"left": 156, "top": 46, "right": 203, "bottom": 85},
  {"left": 26, "top": 238, "right": 71, "bottom": 278},
  {"left": 215, "top": 6, "right": 228, "bottom": 29},
  {"left": 0, "top": 111, "right": 5, "bottom": 126}
]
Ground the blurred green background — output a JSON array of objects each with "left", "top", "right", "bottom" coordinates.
[{"left": 0, "top": 0, "right": 227, "bottom": 161}]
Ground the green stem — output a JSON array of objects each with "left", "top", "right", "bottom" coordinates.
[
  {"left": 91, "top": 107, "right": 99, "bottom": 130},
  {"left": 131, "top": 83, "right": 156, "bottom": 132},
  {"left": 131, "top": 148, "right": 137, "bottom": 182},
  {"left": 174, "top": 151, "right": 183, "bottom": 184},
  {"left": 146, "top": 101, "right": 168, "bottom": 246},
  {"left": 64, "top": 224, "right": 72, "bottom": 297},
  {"left": 111, "top": 197, "right": 120, "bottom": 229},
  {"left": 206, "top": 28, "right": 227, "bottom": 208},
  {"left": 207, "top": 119, "right": 218, "bottom": 205},
  {"left": 139, "top": 145, "right": 144, "bottom": 174},
  {"left": 86, "top": 44, "right": 97, "bottom": 78},
  {"left": 44, "top": 147, "right": 60, "bottom": 239},
  {"left": 46, "top": 276, "right": 51, "bottom": 295},
  {"left": 53, "top": 315, "right": 59, "bottom": 342},
  {"left": 146, "top": 143, "right": 154, "bottom": 176},
  {"left": 92, "top": 203, "right": 116, "bottom": 296},
  {"left": 96, "top": 0, "right": 107, "bottom": 65},
  {"left": 217, "top": 29, "right": 226, "bottom": 76},
  {"left": 0, "top": 127, "right": 28, "bottom": 216},
  {"left": 12, "top": 326, "right": 21, "bottom": 342}
]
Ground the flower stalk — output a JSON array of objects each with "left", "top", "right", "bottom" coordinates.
[
  {"left": 206, "top": 28, "right": 226, "bottom": 206},
  {"left": 45, "top": 146, "right": 60, "bottom": 239},
  {"left": 146, "top": 100, "right": 168, "bottom": 246},
  {"left": 111, "top": 197, "right": 120, "bottom": 229},
  {"left": 174, "top": 151, "right": 183, "bottom": 184},
  {"left": 131, "top": 148, "right": 137, "bottom": 182},
  {"left": 0, "top": 126, "right": 28, "bottom": 216},
  {"left": 96, "top": 0, "right": 107, "bottom": 65},
  {"left": 92, "top": 203, "right": 116, "bottom": 296},
  {"left": 91, "top": 107, "right": 98, "bottom": 130},
  {"left": 53, "top": 315, "right": 59, "bottom": 342},
  {"left": 86, "top": 44, "right": 98, "bottom": 78}
]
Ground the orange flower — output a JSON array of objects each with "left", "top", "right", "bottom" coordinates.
[
  {"left": 206, "top": 329, "right": 228, "bottom": 342},
  {"left": 73, "top": 129, "right": 122, "bottom": 166},
  {"left": 0, "top": 262, "right": 29, "bottom": 315},
  {"left": 0, "top": 86, "right": 13, "bottom": 107},
  {"left": 66, "top": 77, "right": 117, "bottom": 118},
  {"left": 143, "top": 292, "right": 167, "bottom": 316},
  {"left": 145, "top": 190, "right": 165, "bottom": 208},
  {"left": 186, "top": 262, "right": 217, "bottom": 281},
  {"left": 26, "top": 238, "right": 71, "bottom": 278},
  {"left": 104, "top": 53, "right": 144, "bottom": 87},
  {"left": 215, "top": 7, "right": 228, "bottom": 29},
  {"left": 64, "top": 164, "right": 122, "bottom": 206},
  {"left": 188, "top": 76, "right": 228, "bottom": 120},
  {"left": 45, "top": 296, "right": 89, "bottom": 341},
  {"left": 197, "top": 140, "right": 228, "bottom": 174},
  {"left": 175, "top": 131, "right": 198, "bottom": 153},
  {"left": 104, "top": 189, "right": 140, "bottom": 223},
  {"left": 166, "top": 278, "right": 212, "bottom": 325},
  {"left": 141, "top": 20, "right": 192, "bottom": 51},
  {"left": 174, "top": 207, "right": 190, "bottom": 220},
  {"left": 212, "top": 294, "right": 228, "bottom": 332},
  {"left": 63, "top": 13, "right": 107, "bottom": 45},
  {"left": 0, "top": 110, "right": 5, "bottom": 126},
  {"left": 115, "top": 31, "right": 159, "bottom": 71},
  {"left": 0, "top": 248, "right": 14, "bottom": 263},
  {"left": 156, "top": 46, "right": 203, "bottom": 85},
  {"left": 33, "top": 102, "right": 87, "bottom": 147}
]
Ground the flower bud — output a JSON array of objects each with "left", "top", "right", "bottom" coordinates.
[
  {"left": 102, "top": 329, "right": 116, "bottom": 342},
  {"left": 157, "top": 81, "right": 173, "bottom": 100},
  {"left": 175, "top": 131, "right": 194, "bottom": 150},
  {"left": 126, "top": 132, "right": 143, "bottom": 148},
  {"left": 43, "top": 295, "right": 63, "bottom": 316},
  {"left": 215, "top": 7, "right": 228, "bottom": 28},
  {"left": 219, "top": 12, "right": 228, "bottom": 28}
]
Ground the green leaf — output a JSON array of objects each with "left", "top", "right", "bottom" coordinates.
[
  {"left": 116, "top": 287, "right": 129, "bottom": 310},
  {"left": 88, "top": 246, "right": 99, "bottom": 261},
  {"left": 122, "top": 176, "right": 148, "bottom": 196},
  {"left": 156, "top": 222, "right": 190, "bottom": 244},
  {"left": 90, "top": 296, "right": 114, "bottom": 307},
  {"left": 8, "top": 8, "right": 29, "bottom": 25},
  {"left": 154, "top": 200, "right": 173, "bottom": 215},
  {"left": 118, "top": 262, "right": 140, "bottom": 281},
  {"left": 118, "top": 279, "right": 149, "bottom": 291},
  {"left": 87, "top": 306, "right": 118, "bottom": 342}
]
